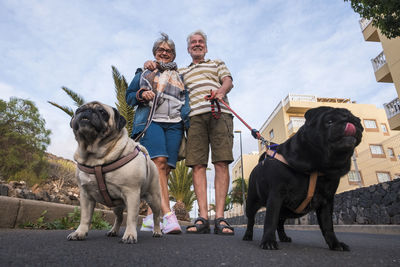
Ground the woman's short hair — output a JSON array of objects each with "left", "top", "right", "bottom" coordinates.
[
  {"left": 152, "top": 32, "right": 176, "bottom": 61},
  {"left": 186, "top": 30, "right": 207, "bottom": 48}
]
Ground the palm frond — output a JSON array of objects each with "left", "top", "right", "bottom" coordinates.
[
  {"left": 112, "top": 65, "right": 134, "bottom": 134},
  {"left": 47, "top": 101, "right": 74, "bottom": 117},
  {"left": 61, "top": 87, "right": 85, "bottom": 106}
]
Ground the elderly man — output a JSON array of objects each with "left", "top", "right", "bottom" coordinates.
[
  {"left": 145, "top": 30, "right": 234, "bottom": 235},
  {"left": 181, "top": 30, "right": 234, "bottom": 235}
]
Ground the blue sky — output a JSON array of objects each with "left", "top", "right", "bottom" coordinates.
[{"left": 1, "top": 0, "right": 396, "bottom": 170}]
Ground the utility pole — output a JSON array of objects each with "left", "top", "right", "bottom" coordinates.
[{"left": 234, "top": 130, "right": 246, "bottom": 215}]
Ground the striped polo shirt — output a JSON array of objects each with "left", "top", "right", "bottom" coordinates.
[{"left": 179, "top": 59, "right": 232, "bottom": 117}]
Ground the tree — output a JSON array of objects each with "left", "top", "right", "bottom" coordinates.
[
  {"left": 345, "top": 0, "right": 400, "bottom": 39},
  {"left": 0, "top": 97, "right": 51, "bottom": 184},
  {"left": 168, "top": 160, "right": 196, "bottom": 221},
  {"left": 229, "top": 177, "right": 248, "bottom": 205},
  {"left": 48, "top": 66, "right": 135, "bottom": 134}
]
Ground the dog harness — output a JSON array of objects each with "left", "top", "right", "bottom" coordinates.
[
  {"left": 76, "top": 146, "right": 142, "bottom": 207},
  {"left": 265, "top": 149, "right": 319, "bottom": 214}
]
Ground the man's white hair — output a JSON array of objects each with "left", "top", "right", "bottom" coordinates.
[{"left": 186, "top": 30, "right": 207, "bottom": 48}]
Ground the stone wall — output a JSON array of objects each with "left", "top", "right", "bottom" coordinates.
[
  {"left": 226, "top": 178, "right": 400, "bottom": 225},
  {"left": 0, "top": 180, "right": 80, "bottom": 206}
]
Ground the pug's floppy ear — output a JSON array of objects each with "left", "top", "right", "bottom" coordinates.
[
  {"left": 70, "top": 111, "right": 76, "bottom": 129},
  {"left": 113, "top": 107, "right": 126, "bottom": 130},
  {"left": 304, "top": 106, "right": 332, "bottom": 124}
]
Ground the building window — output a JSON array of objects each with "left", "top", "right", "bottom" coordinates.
[
  {"left": 388, "top": 148, "right": 396, "bottom": 161},
  {"left": 380, "top": 123, "right": 389, "bottom": 135},
  {"left": 348, "top": 171, "right": 362, "bottom": 185},
  {"left": 369, "top": 144, "right": 385, "bottom": 158},
  {"left": 269, "top": 129, "right": 274, "bottom": 139},
  {"left": 363, "top": 119, "right": 378, "bottom": 132},
  {"left": 376, "top": 172, "right": 391, "bottom": 183}
]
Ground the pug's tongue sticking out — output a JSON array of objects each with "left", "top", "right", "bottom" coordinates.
[{"left": 344, "top": 122, "right": 356, "bottom": 137}]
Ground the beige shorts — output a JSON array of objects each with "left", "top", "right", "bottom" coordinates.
[{"left": 185, "top": 112, "right": 234, "bottom": 167}]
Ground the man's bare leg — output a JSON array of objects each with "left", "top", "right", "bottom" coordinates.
[
  {"left": 214, "top": 161, "right": 233, "bottom": 233},
  {"left": 187, "top": 164, "right": 208, "bottom": 232}
]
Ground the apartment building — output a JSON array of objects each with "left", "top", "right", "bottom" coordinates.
[
  {"left": 231, "top": 151, "right": 259, "bottom": 182},
  {"left": 246, "top": 94, "right": 400, "bottom": 194},
  {"left": 359, "top": 18, "right": 400, "bottom": 131}
]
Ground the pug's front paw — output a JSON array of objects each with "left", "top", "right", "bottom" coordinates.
[
  {"left": 260, "top": 239, "right": 279, "bottom": 250},
  {"left": 329, "top": 241, "right": 350, "bottom": 251},
  {"left": 121, "top": 233, "right": 137, "bottom": 244},
  {"left": 67, "top": 231, "right": 88, "bottom": 241}
]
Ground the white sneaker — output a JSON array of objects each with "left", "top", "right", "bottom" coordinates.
[{"left": 140, "top": 214, "right": 155, "bottom": 232}]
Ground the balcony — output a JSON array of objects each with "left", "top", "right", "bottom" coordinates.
[
  {"left": 384, "top": 98, "right": 400, "bottom": 130},
  {"left": 287, "top": 117, "right": 305, "bottom": 137},
  {"left": 371, "top": 51, "right": 393, "bottom": 83},
  {"left": 283, "top": 94, "right": 318, "bottom": 113},
  {"left": 359, "top": 18, "right": 379, "bottom": 42}
]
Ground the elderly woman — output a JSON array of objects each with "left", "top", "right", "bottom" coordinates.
[{"left": 126, "top": 33, "right": 189, "bottom": 234}]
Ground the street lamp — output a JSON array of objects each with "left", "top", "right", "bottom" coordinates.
[{"left": 234, "top": 130, "right": 246, "bottom": 215}]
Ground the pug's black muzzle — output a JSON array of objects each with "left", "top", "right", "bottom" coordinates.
[{"left": 73, "top": 109, "right": 105, "bottom": 134}]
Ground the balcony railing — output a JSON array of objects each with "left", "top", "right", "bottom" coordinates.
[
  {"left": 283, "top": 94, "right": 317, "bottom": 106},
  {"left": 384, "top": 98, "right": 400, "bottom": 119},
  {"left": 371, "top": 51, "right": 387, "bottom": 72},
  {"left": 359, "top": 18, "right": 372, "bottom": 31},
  {"left": 287, "top": 118, "right": 306, "bottom": 131}
]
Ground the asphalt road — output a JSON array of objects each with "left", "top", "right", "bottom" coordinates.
[{"left": 1, "top": 227, "right": 399, "bottom": 267}]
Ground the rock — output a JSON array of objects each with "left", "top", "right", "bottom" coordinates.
[
  {"left": 356, "top": 214, "right": 365, "bottom": 224},
  {"left": 387, "top": 203, "right": 400, "bottom": 217},
  {"left": 390, "top": 215, "right": 400, "bottom": 224},
  {"left": 0, "top": 184, "right": 9, "bottom": 196},
  {"left": 381, "top": 182, "right": 389, "bottom": 191},
  {"left": 368, "top": 185, "right": 375, "bottom": 193}
]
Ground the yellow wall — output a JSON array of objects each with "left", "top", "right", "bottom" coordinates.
[
  {"left": 379, "top": 30, "right": 400, "bottom": 97},
  {"left": 232, "top": 153, "right": 259, "bottom": 182}
]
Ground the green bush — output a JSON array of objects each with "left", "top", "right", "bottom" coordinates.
[{"left": 19, "top": 207, "right": 111, "bottom": 230}]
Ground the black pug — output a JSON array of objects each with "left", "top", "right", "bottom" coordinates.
[{"left": 243, "top": 106, "right": 363, "bottom": 251}]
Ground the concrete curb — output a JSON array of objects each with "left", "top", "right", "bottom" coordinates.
[
  {"left": 0, "top": 196, "right": 191, "bottom": 228},
  {"left": 232, "top": 224, "right": 400, "bottom": 235},
  {"left": 2, "top": 196, "right": 398, "bottom": 234}
]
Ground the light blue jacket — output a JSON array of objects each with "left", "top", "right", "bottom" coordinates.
[{"left": 125, "top": 69, "right": 190, "bottom": 138}]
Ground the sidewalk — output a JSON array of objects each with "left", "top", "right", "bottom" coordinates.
[{"left": 236, "top": 224, "right": 400, "bottom": 235}]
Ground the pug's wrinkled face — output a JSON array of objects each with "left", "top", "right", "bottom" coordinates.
[
  {"left": 304, "top": 107, "right": 363, "bottom": 154},
  {"left": 70, "top": 101, "right": 126, "bottom": 145}
]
